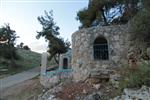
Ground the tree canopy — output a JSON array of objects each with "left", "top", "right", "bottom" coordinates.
[
  {"left": 0, "top": 24, "right": 19, "bottom": 67},
  {"left": 76, "top": 0, "right": 142, "bottom": 28},
  {"left": 77, "top": 0, "right": 150, "bottom": 59},
  {"left": 0, "top": 24, "right": 18, "bottom": 46},
  {"left": 37, "top": 10, "right": 70, "bottom": 64},
  {"left": 130, "top": 1, "right": 150, "bottom": 56}
]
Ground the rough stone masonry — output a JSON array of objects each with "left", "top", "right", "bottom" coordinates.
[{"left": 71, "top": 24, "right": 130, "bottom": 82}]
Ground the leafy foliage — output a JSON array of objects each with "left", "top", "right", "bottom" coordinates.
[
  {"left": 129, "top": 2, "right": 150, "bottom": 59},
  {"left": 36, "top": 11, "right": 60, "bottom": 40},
  {"left": 119, "top": 62, "right": 150, "bottom": 90},
  {"left": 18, "top": 42, "right": 24, "bottom": 48},
  {"left": 37, "top": 10, "right": 70, "bottom": 64},
  {"left": 0, "top": 24, "right": 18, "bottom": 46},
  {"left": 0, "top": 49, "right": 42, "bottom": 76},
  {"left": 131, "top": 9, "right": 150, "bottom": 46},
  {"left": 77, "top": 0, "right": 141, "bottom": 28},
  {"left": 23, "top": 45, "right": 31, "bottom": 50},
  {"left": 17, "top": 42, "right": 31, "bottom": 51},
  {"left": 143, "top": 0, "right": 150, "bottom": 9},
  {"left": 0, "top": 24, "right": 19, "bottom": 63}
]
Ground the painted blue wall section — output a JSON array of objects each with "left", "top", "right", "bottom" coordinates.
[{"left": 42, "top": 69, "right": 73, "bottom": 77}]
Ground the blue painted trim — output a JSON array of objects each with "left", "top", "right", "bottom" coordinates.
[{"left": 42, "top": 69, "right": 73, "bottom": 77}]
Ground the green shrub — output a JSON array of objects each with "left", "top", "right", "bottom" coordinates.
[
  {"left": 119, "top": 62, "right": 150, "bottom": 90},
  {"left": 130, "top": 8, "right": 150, "bottom": 48}
]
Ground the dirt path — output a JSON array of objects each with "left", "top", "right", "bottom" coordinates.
[
  {"left": 0, "top": 76, "right": 43, "bottom": 100},
  {"left": 0, "top": 67, "right": 40, "bottom": 91}
]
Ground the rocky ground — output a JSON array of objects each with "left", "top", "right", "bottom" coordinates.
[
  {"left": 1, "top": 67, "right": 150, "bottom": 100},
  {"left": 38, "top": 67, "right": 150, "bottom": 100},
  {"left": 38, "top": 81, "right": 150, "bottom": 100},
  {"left": 1, "top": 75, "right": 150, "bottom": 100},
  {"left": 112, "top": 85, "right": 150, "bottom": 100},
  {"left": 38, "top": 81, "right": 119, "bottom": 100}
]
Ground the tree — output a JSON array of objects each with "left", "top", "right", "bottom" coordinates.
[
  {"left": 37, "top": 10, "right": 70, "bottom": 64},
  {"left": 130, "top": 1, "right": 150, "bottom": 59},
  {"left": 20, "top": 42, "right": 24, "bottom": 48},
  {"left": 17, "top": 42, "right": 31, "bottom": 50},
  {"left": 0, "top": 24, "right": 19, "bottom": 67},
  {"left": 23, "top": 45, "right": 31, "bottom": 50},
  {"left": 76, "top": 0, "right": 142, "bottom": 28},
  {"left": 0, "top": 24, "right": 18, "bottom": 46}
]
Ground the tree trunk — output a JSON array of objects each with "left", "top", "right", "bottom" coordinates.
[{"left": 101, "top": 7, "right": 108, "bottom": 25}]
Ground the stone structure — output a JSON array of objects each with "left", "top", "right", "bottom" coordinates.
[
  {"left": 40, "top": 24, "right": 130, "bottom": 86},
  {"left": 59, "top": 49, "right": 72, "bottom": 69},
  {"left": 40, "top": 50, "right": 72, "bottom": 88},
  {"left": 72, "top": 24, "right": 130, "bottom": 81},
  {"left": 41, "top": 52, "right": 48, "bottom": 75}
]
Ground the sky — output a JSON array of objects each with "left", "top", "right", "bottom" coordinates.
[{"left": 0, "top": 0, "right": 88, "bottom": 53}]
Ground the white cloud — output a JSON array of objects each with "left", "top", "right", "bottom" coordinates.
[{"left": 28, "top": 41, "right": 48, "bottom": 53}]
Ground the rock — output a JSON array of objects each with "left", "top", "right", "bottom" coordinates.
[
  {"left": 112, "top": 56, "right": 120, "bottom": 63},
  {"left": 110, "top": 73, "right": 121, "bottom": 88},
  {"left": 47, "top": 95, "right": 55, "bottom": 100},
  {"left": 86, "top": 77, "right": 101, "bottom": 84},
  {"left": 73, "top": 69, "right": 90, "bottom": 82},
  {"left": 92, "top": 93, "right": 101, "bottom": 100},
  {"left": 101, "top": 65, "right": 108, "bottom": 69},
  {"left": 112, "top": 85, "right": 150, "bottom": 100},
  {"left": 110, "top": 73, "right": 121, "bottom": 81},
  {"left": 49, "top": 76, "right": 60, "bottom": 87},
  {"left": 83, "top": 92, "right": 101, "bottom": 100},
  {"left": 93, "top": 84, "right": 101, "bottom": 90},
  {"left": 40, "top": 73, "right": 61, "bottom": 88},
  {"left": 38, "top": 85, "right": 62, "bottom": 100},
  {"left": 83, "top": 89, "right": 87, "bottom": 94},
  {"left": 90, "top": 69, "right": 112, "bottom": 82}
]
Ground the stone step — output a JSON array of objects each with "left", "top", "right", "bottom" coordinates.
[{"left": 90, "top": 69, "right": 114, "bottom": 76}]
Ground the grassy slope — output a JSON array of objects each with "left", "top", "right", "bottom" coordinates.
[
  {"left": 16, "top": 49, "right": 41, "bottom": 69},
  {"left": 0, "top": 49, "right": 41, "bottom": 77}
]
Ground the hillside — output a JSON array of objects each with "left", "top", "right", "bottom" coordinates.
[
  {"left": 0, "top": 49, "right": 41, "bottom": 78},
  {"left": 16, "top": 49, "right": 41, "bottom": 69}
]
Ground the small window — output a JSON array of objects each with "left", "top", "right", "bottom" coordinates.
[{"left": 93, "top": 37, "right": 109, "bottom": 60}]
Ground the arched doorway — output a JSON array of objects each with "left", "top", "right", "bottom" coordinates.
[
  {"left": 63, "top": 58, "right": 68, "bottom": 69},
  {"left": 93, "top": 36, "right": 109, "bottom": 60}
]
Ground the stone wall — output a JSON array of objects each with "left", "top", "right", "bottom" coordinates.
[
  {"left": 40, "top": 51, "right": 72, "bottom": 88},
  {"left": 59, "top": 49, "right": 72, "bottom": 69},
  {"left": 72, "top": 24, "right": 130, "bottom": 81},
  {"left": 40, "top": 69, "right": 73, "bottom": 88}
]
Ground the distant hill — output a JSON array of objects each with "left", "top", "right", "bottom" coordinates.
[
  {"left": 16, "top": 49, "right": 41, "bottom": 68},
  {"left": 0, "top": 49, "right": 41, "bottom": 78}
]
